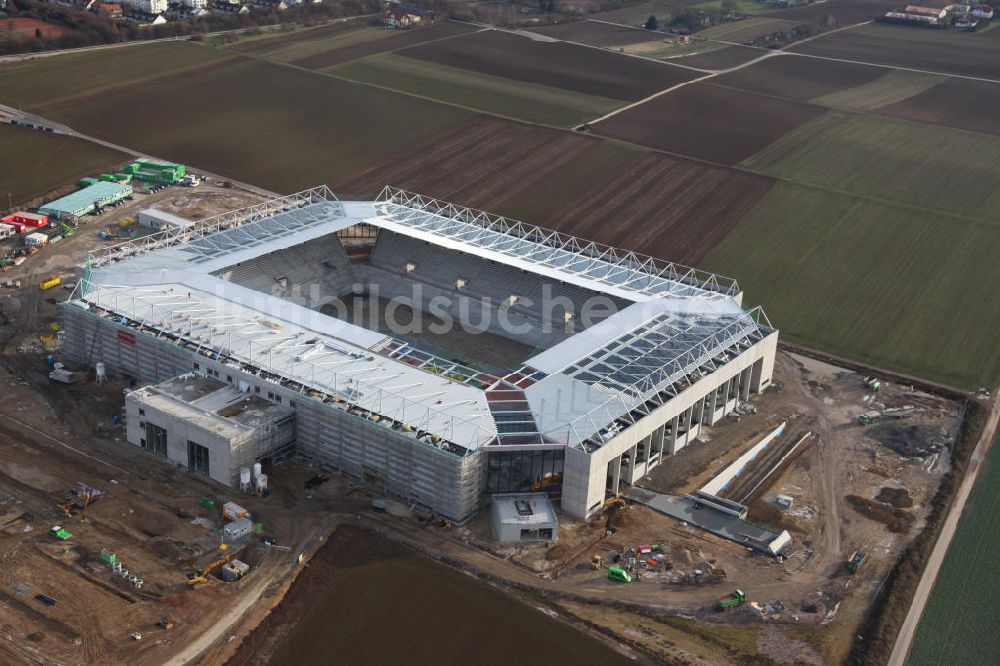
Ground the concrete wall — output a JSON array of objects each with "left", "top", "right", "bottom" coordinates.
[
  {"left": 561, "top": 332, "right": 778, "bottom": 519},
  {"left": 124, "top": 393, "right": 234, "bottom": 486}
]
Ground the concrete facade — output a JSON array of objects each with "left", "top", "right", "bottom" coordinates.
[
  {"left": 561, "top": 332, "right": 777, "bottom": 518},
  {"left": 490, "top": 493, "right": 559, "bottom": 543},
  {"left": 62, "top": 304, "right": 485, "bottom": 521}
]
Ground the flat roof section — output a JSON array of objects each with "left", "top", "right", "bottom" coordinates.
[
  {"left": 41, "top": 181, "right": 131, "bottom": 215},
  {"left": 133, "top": 374, "right": 292, "bottom": 440}
]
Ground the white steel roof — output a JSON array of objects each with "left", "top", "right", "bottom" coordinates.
[{"left": 77, "top": 186, "right": 774, "bottom": 454}]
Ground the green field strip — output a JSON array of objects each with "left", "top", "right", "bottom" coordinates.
[
  {"left": 742, "top": 111, "right": 1000, "bottom": 220},
  {"left": 327, "top": 54, "right": 623, "bottom": 128},
  {"left": 909, "top": 432, "right": 1000, "bottom": 664},
  {"left": 0, "top": 41, "right": 235, "bottom": 109},
  {"left": 811, "top": 70, "right": 946, "bottom": 112},
  {"left": 231, "top": 25, "right": 391, "bottom": 63},
  {"left": 702, "top": 183, "right": 1000, "bottom": 388}
]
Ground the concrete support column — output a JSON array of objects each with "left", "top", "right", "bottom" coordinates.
[
  {"left": 608, "top": 455, "right": 621, "bottom": 496},
  {"left": 666, "top": 415, "right": 680, "bottom": 454}
]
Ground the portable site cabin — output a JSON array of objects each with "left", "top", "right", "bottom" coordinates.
[{"left": 25, "top": 232, "right": 49, "bottom": 247}]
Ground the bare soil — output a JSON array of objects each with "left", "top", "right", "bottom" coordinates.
[
  {"left": 291, "top": 21, "right": 477, "bottom": 70},
  {"left": 592, "top": 82, "right": 825, "bottom": 164},
  {"left": 334, "top": 116, "right": 774, "bottom": 265},
  {"left": 761, "top": 0, "right": 897, "bottom": 26},
  {"left": 880, "top": 77, "right": 1000, "bottom": 137},
  {"left": 399, "top": 29, "right": 699, "bottom": 101},
  {"left": 790, "top": 23, "right": 1000, "bottom": 80},
  {"left": 530, "top": 20, "right": 662, "bottom": 47},
  {"left": 714, "top": 53, "right": 885, "bottom": 100}
]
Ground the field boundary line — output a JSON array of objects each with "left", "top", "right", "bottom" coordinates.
[
  {"left": 888, "top": 391, "right": 1000, "bottom": 665},
  {"left": 590, "top": 17, "right": 1000, "bottom": 84},
  {"left": 493, "top": 22, "right": 713, "bottom": 74},
  {"left": 205, "top": 40, "right": 614, "bottom": 132}
]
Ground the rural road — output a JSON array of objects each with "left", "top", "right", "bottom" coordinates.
[{"left": 888, "top": 392, "right": 1000, "bottom": 666}]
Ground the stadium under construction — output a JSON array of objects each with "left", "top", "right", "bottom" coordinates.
[{"left": 61, "top": 186, "right": 778, "bottom": 522}]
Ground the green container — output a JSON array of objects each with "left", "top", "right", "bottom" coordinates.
[
  {"left": 607, "top": 566, "right": 632, "bottom": 583},
  {"left": 200, "top": 497, "right": 215, "bottom": 509},
  {"left": 100, "top": 549, "right": 116, "bottom": 564}
]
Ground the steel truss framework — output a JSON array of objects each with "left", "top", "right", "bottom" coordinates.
[
  {"left": 375, "top": 186, "right": 740, "bottom": 300},
  {"left": 87, "top": 186, "right": 339, "bottom": 268},
  {"left": 76, "top": 283, "right": 496, "bottom": 452}
]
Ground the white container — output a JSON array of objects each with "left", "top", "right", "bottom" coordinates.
[
  {"left": 95, "top": 362, "right": 107, "bottom": 383},
  {"left": 252, "top": 462, "right": 262, "bottom": 482},
  {"left": 257, "top": 474, "right": 268, "bottom": 494},
  {"left": 240, "top": 467, "right": 252, "bottom": 490}
]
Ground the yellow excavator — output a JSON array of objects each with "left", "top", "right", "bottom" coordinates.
[
  {"left": 603, "top": 497, "right": 627, "bottom": 513},
  {"left": 186, "top": 549, "right": 232, "bottom": 589}
]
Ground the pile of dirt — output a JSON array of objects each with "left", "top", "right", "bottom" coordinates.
[
  {"left": 870, "top": 424, "right": 947, "bottom": 457},
  {"left": 845, "top": 495, "right": 915, "bottom": 533},
  {"left": 545, "top": 544, "right": 569, "bottom": 561},
  {"left": 875, "top": 487, "right": 913, "bottom": 508}
]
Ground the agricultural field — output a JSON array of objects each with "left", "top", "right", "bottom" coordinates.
[
  {"left": 0, "top": 42, "right": 236, "bottom": 110},
  {"left": 592, "top": 83, "right": 824, "bottom": 164},
  {"left": 0, "top": 42, "right": 471, "bottom": 192},
  {"left": 908, "top": 432, "right": 1000, "bottom": 664},
  {"left": 666, "top": 44, "right": 764, "bottom": 70},
  {"left": 790, "top": 23, "right": 1000, "bottom": 80},
  {"left": 713, "top": 53, "right": 885, "bottom": 100},
  {"left": 529, "top": 19, "right": 662, "bottom": 48},
  {"left": 701, "top": 183, "right": 1000, "bottom": 387},
  {"left": 335, "top": 116, "right": 774, "bottom": 265},
  {"left": 587, "top": 0, "right": 703, "bottom": 26},
  {"left": 811, "top": 70, "right": 944, "bottom": 111},
  {"left": 877, "top": 77, "right": 1000, "bottom": 137},
  {"left": 695, "top": 16, "right": 801, "bottom": 42},
  {"left": 760, "top": 0, "right": 895, "bottom": 25},
  {"left": 289, "top": 21, "right": 477, "bottom": 70},
  {"left": 743, "top": 112, "right": 1000, "bottom": 220},
  {"left": 228, "top": 21, "right": 392, "bottom": 63},
  {"left": 0, "top": 124, "right": 126, "bottom": 208},
  {"left": 329, "top": 54, "right": 621, "bottom": 127},
  {"left": 399, "top": 29, "right": 698, "bottom": 100}
]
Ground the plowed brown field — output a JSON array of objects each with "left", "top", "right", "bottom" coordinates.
[
  {"left": 399, "top": 30, "right": 698, "bottom": 100},
  {"left": 791, "top": 23, "right": 1000, "bottom": 80},
  {"left": 761, "top": 0, "right": 895, "bottom": 25},
  {"left": 879, "top": 77, "right": 1000, "bottom": 136},
  {"left": 335, "top": 117, "right": 773, "bottom": 264},
  {"left": 714, "top": 53, "right": 884, "bottom": 100},
  {"left": 530, "top": 20, "right": 661, "bottom": 47},
  {"left": 292, "top": 21, "right": 477, "bottom": 69},
  {"left": 592, "top": 82, "right": 824, "bottom": 164}
]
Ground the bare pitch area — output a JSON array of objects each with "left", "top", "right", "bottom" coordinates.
[
  {"left": 592, "top": 82, "right": 825, "bottom": 164},
  {"left": 398, "top": 29, "right": 698, "bottom": 101}
]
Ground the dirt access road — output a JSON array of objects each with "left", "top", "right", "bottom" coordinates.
[{"left": 888, "top": 391, "right": 1000, "bottom": 666}]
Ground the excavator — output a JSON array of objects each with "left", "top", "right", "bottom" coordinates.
[{"left": 186, "top": 550, "right": 232, "bottom": 589}]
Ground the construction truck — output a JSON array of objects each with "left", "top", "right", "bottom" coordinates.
[
  {"left": 847, "top": 550, "right": 867, "bottom": 574},
  {"left": 716, "top": 589, "right": 746, "bottom": 610},
  {"left": 186, "top": 552, "right": 233, "bottom": 588},
  {"left": 530, "top": 472, "right": 563, "bottom": 492},
  {"left": 603, "top": 497, "right": 627, "bottom": 512},
  {"left": 858, "top": 411, "right": 881, "bottom": 426}
]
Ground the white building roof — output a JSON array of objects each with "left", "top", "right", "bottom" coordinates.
[{"left": 77, "top": 186, "right": 774, "bottom": 454}]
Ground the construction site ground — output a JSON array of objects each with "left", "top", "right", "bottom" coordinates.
[{"left": 0, "top": 183, "right": 974, "bottom": 665}]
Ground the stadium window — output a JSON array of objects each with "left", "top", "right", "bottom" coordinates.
[
  {"left": 227, "top": 375, "right": 233, "bottom": 383},
  {"left": 138, "top": 408, "right": 145, "bottom": 416},
  {"left": 267, "top": 391, "right": 274, "bottom": 400},
  {"left": 193, "top": 362, "right": 200, "bottom": 370},
  {"left": 255, "top": 387, "right": 261, "bottom": 395}
]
